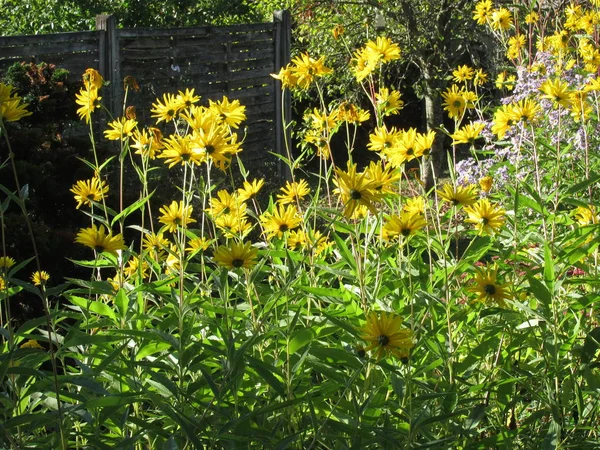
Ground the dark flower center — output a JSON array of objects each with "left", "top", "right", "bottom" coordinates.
[
  {"left": 401, "top": 228, "right": 411, "bottom": 237},
  {"left": 167, "top": 109, "right": 175, "bottom": 117},
  {"left": 279, "top": 224, "right": 289, "bottom": 232},
  {"left": 232, "top": 258, "right": 244, "bottom": 268},
  {"left": 378, "top": 335, "right": 390, "bottom": 346},
  {"left": 484, "top": 284, "right": 496, "bottom": 295},
  {"left": 205, "top": 145, "right": 215, "bottom": 154},
  {"left": 350, "top": 189, "right": 362, "bottom": 200}
]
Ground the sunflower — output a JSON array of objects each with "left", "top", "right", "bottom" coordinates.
[
  {"left": 191, "top": 123, "right": 240, "bottom": 171},
  {"left": 359, "top": 312, "right": 414, "bottom": 360},
  {"left": 271, "top": 65, "right": 299, "bottom": 89},
  {"left": 336, "top": 101, "right": 370, "bottom": 124},
  {"left": 479, "top": 176, "right": 493, "bottom": 193},
  {"left": 237, "top": 178, "right": 265, "bottom": 202},
  {"left": 333, "top": 162, "right": 383, "bottom": 218},
  {"left": 364, "top": 160, "right": 400, "bottom": 194},
  {"left": 441, "top": 84, "right": 467, "bottom": 119},
  {"left": 159, "top": 134, "right": 206, "bottom": 168},
  {"left": 473, "top": 0, "right": 493, "bottom": 25},
  {"left": 290, "top": 53, "right": 332, "bottom": 89},
  {"left": 365, "top": 36, "right": 401, "bottom": 63},
  {"left": 0, "top": 86, "right": 32, "bottom": 122},
  {"left": 31, "top": 270, "right": 50, "bottom": 287},
  {"left": 451, "top": 122, "right": 485, "bottom": 145},
  {"left": 375, "top": 88, "right": 404, "bottom": 117},
  {"left": 367, "top": 126, "right": 400, "bottom": 153},
  {"left": 403, "top": 196, "right": 426, "bottom": 216},
  {"left": 104, "top": 117, "right": 137, "bottom": 141},
  {"left": 573, "top": 205, "right": 599, "bottom": 226},
  {"left": 174, "top": 88, "right": 201, "bottom": 112},
  {"left": 123, "top": 256, "right": 149, "bottom": 279},
  {"left": 70, "top": 177, "right": 109, "bottom": 209},
  {"left": 142, "top": 232, "right": 170, "bottom": 261},
  {"left": 75, "top": 224, "right": 126, "bottom": 256},
  {"left": 491, "top": 104, "right": 514, "bottom": 139},
  {"left": 437, "top": 183, "right": 478, "bottom": 206},
  {"left": 75, "top": 86, "right": 101, "bottom": 123},
  {"left": 510, "top": 98, "right": 541, "bottom": 124},
  {"left": 490, "top": 8, "right": 513, "bottom": 31},
  {"left": 207, "top": 190, "right": 246, "bottom": 218},
  {"left": 468, "top": 264, "right": 511, "bottom": 307},
  {"left": 213, "top": 241, "right": 258, "bottom": 270},
  {"left": 20, "top": 339, "right": 44, "bottom": 350},
  {"left": 214, "top": 212, "right": 252, "bottom": 239},
  {"left": 131, "top": 128, "right": 162, "bottom": 159},
  {"left": 452, "top": 65, "right": 474, "bottom": 83},
  {"left": 0, "top": 256, "right": 16, "bottom": 272},
  {"left": 159, "top": 201, "right": 197, "bottom": 233},
  {"left": 464, "top": 199, "right": 506, "bottom": 235},
  {"left": 186, "top": 236, "right": 211, "bottom": 254},
  {"left": 382, "top": 212, "right": 427, "bottom": 240},
  {"left": 208, "top": 96, "right": 246, "bottom": 129},
  {"left": 540, "top": 78, "right": 573, "bottom": 109},
  {"left": 151, "top": 93, "right": 179, "bottom": 123},
  {"left": 277, "top": 179, "right": 311, "bottom": 205},
  {"left": 83, "top": 68, "right": 104, "bottom": 90},
  {"left": 261, "top": 204, "right": 302, "bottom": 240},
  {"left": 473, "top": 69, "right": 488, "bottom": 86}
]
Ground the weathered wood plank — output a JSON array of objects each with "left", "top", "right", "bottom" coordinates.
[
  {"left": 117, "top": 22, "right": 273, "bottom": 38},
  {"left": 0, "top": 30, "right": 101, "bottom": 46}
]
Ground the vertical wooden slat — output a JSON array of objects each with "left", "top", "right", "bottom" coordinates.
[
  {"left": 96, "top": 14, "right": 121, "bottom": 116},
  {"left": 273, "top": 10, "right": 291, "bottom": 181}
]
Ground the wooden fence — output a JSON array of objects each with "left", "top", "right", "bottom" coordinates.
[{"left": 0, "top": 11, "right": 291, "bottom": 175}]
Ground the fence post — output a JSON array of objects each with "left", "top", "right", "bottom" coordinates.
[
  {"left": 96, "top": 14, "right": 121, "bottom": 116},
  {"left": 273, "top": 10, "right": 291, "bottom": 181}
]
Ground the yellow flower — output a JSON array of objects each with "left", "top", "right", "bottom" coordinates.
[
  {"left": 479, "top": 176, "right": 493, "bottom": 193},
  {"left": 525, "top": 11, "right": 539, "bottom": 24},
  {"left": 464, "top": 198, "right": 506, "bottom": 235},
  {"left": 573, "top": 206, "right": 599, "bottom": 226},
  {"left": 213, "top": 241, "right": 258, "bottom": 270},
  {"left": 75, "top": 224, "right": 126, "bottom": 256},
  {"left": 375, "top": 88, "right": 404, "bottom": 116},
  {"left": 261, "top": 204, "right": 302, "bottom": 240},
  {"left": 365, "top": 36, "right": 401, "bottom": 63},
  {"left": 104, "top": 117, "right": 137, "bottom": 141},
  {"left": 453, "top": 65, "right": 474, "bottom": 83},
  {"left": 142, "top": 232, "right": 170, "bottom": 261},
  {"left": 0, "top": 256, "right": 16, "bottom": 272},
  {"left": 214, "top": 212, "right": 252, "bottom": 239},
  {"left": 151, "top": 93, "right": 179, "bottom": 123},
  {"left": 75, "top": 86, "right": 101, "bottom": 123},
  {"left": 451, "top": 122, "right": 485, "bottom": 145},
  {"left": 336, "top": 101, "right": 370, "bottom": 123},
  {"left": 186, "top": 237, "right": 211, "bottom": 254},
  {"left": 191, "top": 123, "right": 240, "bottom": 171},
  {"left": 332, "top": 24, "right": 344, "bottom": 39},
  {"left": 441, "top": 84, "right": 467, "bottom": 120},
  {"left": 473, "top": 0, "right": 493, "bottom": 25},
  {"left": 20, "top": 340, "right": 44, "bottom": 350},
  {"left": 404, "top": 196, "right": 426, "bottom": 216},
  {"left": 540, "top": 78, "right": 573, "bottom": 109},
  {"left": 208, "top": 96, "right": 246, "bottom": 129},
  {"left": 123, "top": 256, "right": 149, "bottom": 279},
  {"left": 174, "top": 88, "right": 200, "bottom": 112},
  {"left": 509, "top": 98, "right": 540, "bottom": 124},
  {"left": 290, "top": 53, "right": 332, "bottom": 90},
  {"left": 83, "top": 68, "right": 104, "bottom": 90},
  {"left": 333, "top": 162, "right": 383, "bottom": 218},
  {"left": 382, "top": 212, "right": 427, "bottom": 240},
  {"left": 159, "top": 134, "right": 206, "bottom": 168},
  {"left": 473, "top": 69, "right": 488, "bottom": 86},
  {"left": 437, "top": 183, "right": 478, "bottom": 206},
  {"left": 70, "top": 177, "right": 109, "bottom": 209},
  {"left": 0, "top": 84, "right": 32, "bottom": 122},
  {"left": 271, "top": 64, "right": 299, "bottom": 89},
  {"left": 207, "top": 190, "right": 245, "bottom": 218},
  {"left": 359, "top": 312, "right": 414, "bottom": 360},
  {"left": 131, "top": 128, "right": 162, "bottom": 159},
  {"left": 364, "top": 160, "right": 400, "bottom": 194},
  {"left": 367, "top": 126, "right": 399, "bottom": 153},
  {"left": 491, "top": 104, "right": 514, "bottom": 139},
  {"left": 277, "top": 179, "right": 311, "bottom": 205},
  {"left": 468, "top": 264, "right": 511, "bottom": 307},
  {"left": 159, "top": 201, "right": 196, "bottom": 233},
  {"left": 490, "top": 8, "right": 512, "bottom": 31},
  {"left": 237, "top": 179, "right": 265, "bottom": 202}
]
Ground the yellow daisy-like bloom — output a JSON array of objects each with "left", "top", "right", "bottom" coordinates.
[
  {"left": 474, "top": 69, "right": 488, "bottom": 86},
  {"left": 490, "top": 8, "right": 513, "bottom": 31},
  {"left": 271, "top": 64, "right": 299, "bottom": 90},
  {"left": 174, "top": 88, "right": 201, "bottom": 112},
  {"left": 261, "top": 204, "right": 302, "bottom": 240},
  {"left": 237, "top": 178, "right": 265, "bottom": 202},
  {"left": 287, "top": 229, "right": 308, "bottom": 251},
  {"left": 387, "top": 128, "right": 422, "bottom": 165},
  {"left": 573, "top": 206, "right": 599, "bottom": 226},
  {"left": 548, "top": 29, "right": 570, "bottom": 52},
  {"left": 382, "top": 212, "right": 427, "bottom": 240},
  {"left": 437, "top": 183, "right": 478, "bottom": 206},
  {"left": 213, "top": 241, "right": 258, "bottom": 270},
  {"left": 186, "top": 236, "right": 211, "bottom": 254},
  {"left": 353, "top": 47, "right": 377, "bottom": 82},
  {"left": 479, "top": 176, "right": 493, "bottom": 193},
  {"left": 142, "top": 232, "right": 170, "bottom": 261},
  {"left": 31, "top": 270, "right": 50, "bottom": 286},
  {"left": 403, "top": 196, "right": 426, "bottom": 216},
  {"left": 451, "top": 122, "right": 485, "bottom": 145},
  {"left": 0, "top": 256, "right": 16, "bottom": 272},
  {"left": 0, "top": 276, "right": 6, "bottom": 291},
  {"left": 83, "top": 68, "right": 104, "bottom": 91},
  {"left": 367, "top": 126, "right": 400, "bottom": 153},
  {"left": 158, "top": 201, "right": 197, "bottom": 233},
  {"left": 70, "top": 177, "right": 109, "bottom": 209},
  {"left": 464, "top": 198, "right": 506, "bottom": 235},
  {"left": 509, "top": 98, "right": 541, "bottom": 124},
  {"left": 468, "top": 264, "right": 511, "bottom": 307},
  {"left": 364, "top": 160, "right": 400, "bottom": 194},
  {"left": 75, "top": 224, "right": 126, "bottom": 256},
  {"left": 131, "top": 128, "right": 162, "bottom": 159},
  {"left": 491, "top": 104, "right": 514, "bottom": 140},
  {"left": 209, "top": 96, "right": 246, "bottom": 129},
  {"left": 525, "top": 11, "right": 539, "bottom": 24},
  {"left": 151, "top": 92, "right": 179, "bottom": 123},
  {"left": 336, "top": 101, "right": 370, "bottom": 124},
  {"left": 180, "top": 104, "right": 217, "bottom": 133},
  {"left": 191, "top": 123, "right": 240, "bottom": 171},
  {"left": 215, "top": 212, "right": 252, "bottom": 239},
  {"left": 453, "top": 65, "right": 474, "bottom": 83},
  {"left": 375, "top": 88, "right": 404, "bottom": 117},
  {"left": 0, "top": 84, "right": 32, "bottom": 122},
  {"left": 123, "top": 256, "right": 149, "bottom": 279},
  {"left": 365, "top": 36, "right": 401, "bottom": 63},
  {"left": 540, "top": 78, "right": 573, "bottom": 109},
  {"left": 75, "top": 86, "right": 101, "bottom": 124},
  {"left": 441, "top": 84, "right": 467, "bottom": 119},
  {"left": 333, "top": 162, "right": 383, "bottom": 218},
  {"left": 473, "top": 0, "right": 493, "bottom": 25},
  {"left": 360, "top": 312, "right": 414, "bottom": 360},
  {"left": 332, "top": 24, "right": 344, "bottom": 39},
  {"left": 104, "top": 117, "right": 137, "bottom": 141},
  {"left": 506, "top": 34, "right": 526, "bottom": 59},
  {"left": 159, "top": 134, "right": 206, "bottom": 168},
  {"left": 207, "top": 190, "right": 246, "bottom": 218},
  {"left": 290, "top": 53, "right": 332, "bottom": 90},
  {"left": 277, "top": 179, "right": 311, "bottom": 205}
]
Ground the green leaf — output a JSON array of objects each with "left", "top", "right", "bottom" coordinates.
[
  {"left": 67, "top": 295, "right": 117, "bottom": 320},
  {"left": 289, "top": 328, "right": 315, "bottom": 355},
  {"left": 565, "top": 172, "right": 600, "bottom": 196},
  {"left": 114, "top": 289, "right": 129, "bottom": 318},
  {"left": 111, "top": 190, "right": 155, "bottom": 227},
  {"left": 332, "top": 231, "right": 357, "bottom": 271}
]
